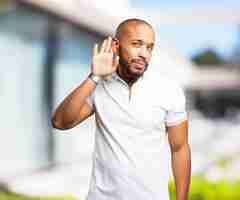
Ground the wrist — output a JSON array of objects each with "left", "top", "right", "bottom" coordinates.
[{"left": 88, "top": 72, "right": 102, "bottom": 84}]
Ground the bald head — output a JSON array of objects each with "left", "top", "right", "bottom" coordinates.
[
  {"left": 115, "top": 18, "right": 154, "bottom": 40},
  {"left": 112, "top": 18, "right": 155, "bottom": 82}
]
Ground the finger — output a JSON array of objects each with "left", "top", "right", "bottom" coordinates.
[
  {"left": 100, "top": 39, "right": 107, "bottom": 53},
  {"left": 113, "top": 55, "right": 119, "bottom": 70},
  {"left": 111, "top": 38, "right": 118, "bottom": 53},
  {"left": 105, "top": 37, "right": 112, "bottom": 52},
  {"left": 93, "top": 44, "right": 98, "bottom": 57}
]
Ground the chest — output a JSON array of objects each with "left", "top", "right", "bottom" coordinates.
[{"left": 94, "top": 82, "right": 167, "bottom": 131}]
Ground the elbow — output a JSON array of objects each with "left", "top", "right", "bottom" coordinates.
[
  {"left": 51, "top": 117, "right": 62, "bottom": 130},
  {"left": 51, "top": 116, "right": 69, "bottom": 130},
  {"left": 171, "top": 142, "right": 190, "bottom": 154}
]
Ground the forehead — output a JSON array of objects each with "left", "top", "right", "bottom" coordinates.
[{"left": 121, "top": 24, "right": 155, "bottom": 43}]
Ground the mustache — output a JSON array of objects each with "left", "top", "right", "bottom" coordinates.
[
  {"left": 119, "top": 57, "right": 149, "bottom": 72},
  {"left": 131, "top": 59, "right": 148, "bottom": 66}
]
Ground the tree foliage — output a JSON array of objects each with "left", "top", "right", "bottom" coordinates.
[{"left": 192, "top": 49, "right": 226, "bottom": 66}]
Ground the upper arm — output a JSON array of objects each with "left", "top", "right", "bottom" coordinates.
[
  {"left": 167, "top": 120, "right": 188, "bottom": 152},
  {"left": 52, "top": 100, "right": 94, "bottom": 130},
  {"left": 164, "top": 82, "right": 188, "bottom": 151},
  {"left": 70, "top": 101, "right": 94, "bottom": 128},
  {"left": 71, "top": 89, "right": 96, "bottom": 128}
]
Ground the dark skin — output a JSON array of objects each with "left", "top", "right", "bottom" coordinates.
[
  {"left": 167, "top": 121, "right": 191, "bottom": 200},
  {"left": 51, "top": 21, "right": 191, "bottom": 200},
  {"left": 113, "top": 22, "right": 155, "bottom": 88}
]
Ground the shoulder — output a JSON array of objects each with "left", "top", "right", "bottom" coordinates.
[
  {"left": 146, "top": 75, "right": 185, "bottom": 97},
  {"left": 164, "top": 78, "right": 186, "bottom": 112},
  {"left": 163, "top": 77, "right": 186, "bottom": 106},
  {"left": 145, "top": 75, "right": 186, "bottom": 110},
  {"left": 164, "top": 78, "right": 185, "bottom": 100}
]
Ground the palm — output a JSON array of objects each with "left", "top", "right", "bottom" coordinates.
[
  {"left": 91, "top": 37, "right": 119, "bottom": 78},
  {"left": 93, "top": 52, "right": 117, "bottom": 76}
]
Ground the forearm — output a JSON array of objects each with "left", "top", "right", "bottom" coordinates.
[
  {"left": 52, "top": 37, "right": 118, "bottom": 129},
  {"left": 171, "top": 143, "right": 191, "bottom": 200},
  {"left": 52, "top": 76, "right": 96, "bottom": 128}
]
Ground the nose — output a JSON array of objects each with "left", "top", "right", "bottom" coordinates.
[{"left": 139, "top": 46, "right": 149, "bottom": 59}]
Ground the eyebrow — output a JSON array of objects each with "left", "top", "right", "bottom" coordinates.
[{"left": 132, "top": 39, "right": 154, "bottom": 46}]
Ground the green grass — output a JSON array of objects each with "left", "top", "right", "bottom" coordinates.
[
  {"left": 0, "top": 191, "right": 77, "bottom": 200},
  {"left": 1, "top": 176, "right": 240, "bottom": 200},
  {"left": 169, "top": 176, "right": 240, "bottom": 200}
]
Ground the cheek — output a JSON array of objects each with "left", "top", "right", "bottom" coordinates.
[
  {"left": 126, "top": 49, "right": 139, "bottom": 61},
  {"left": 119, "top": 46, "right": 138, "bottom": 63},
  {"left": 147, "top": 54, "right": 152, "bottom": 62},
  {"left": 121, "top": 51, "right": 133, "bottom": 63}
]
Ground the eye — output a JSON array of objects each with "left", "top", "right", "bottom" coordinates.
[
  {"left": 147, "top": 46, "right": 153, "bottom": 52},
  {"left": 147, "top": 45, "right": 154, "bottom": 52},
  {"left": 132, "top": 41, "right": 142, "bottom": 47}
]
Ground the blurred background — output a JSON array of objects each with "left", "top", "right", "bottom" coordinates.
[{"left": 0, "top": 0, "right": 240, "bottom": 199}]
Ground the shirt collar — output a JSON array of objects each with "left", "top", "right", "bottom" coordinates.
[
  {"left": 109, "top": 72, "right": 128, "bottom": 86},
  {"left": 112, "top": 72, "right": 121, "bottom": 81},
  {"left": 111, "top": 72, "right": 144, "bottom": 86}
]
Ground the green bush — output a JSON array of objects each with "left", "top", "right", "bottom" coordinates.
[
  {"left": 2, "top": 177, "right": 240, "bottom": 200},
  {"left": 169, "top": 176, "right": 240, "bottom": 200}
]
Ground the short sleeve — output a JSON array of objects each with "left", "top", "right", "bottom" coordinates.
[{"left": 165, "top": 84, "right": 187, "bottom": 127}]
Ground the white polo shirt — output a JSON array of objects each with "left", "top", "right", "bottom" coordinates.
[{"left": 86, "top": 72, "right": 187, "bottom": 200}]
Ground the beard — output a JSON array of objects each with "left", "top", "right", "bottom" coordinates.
[{"left": 118, "top": 46, "right": 149, "bottom": 80}]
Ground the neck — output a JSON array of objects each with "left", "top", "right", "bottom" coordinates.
[{"left": 116, "top": 66, "right": 139, "bottom": 87}]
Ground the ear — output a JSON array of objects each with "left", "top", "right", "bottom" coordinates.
[{"left": 111, "top": 38, "right": 119, "bottom": 54}]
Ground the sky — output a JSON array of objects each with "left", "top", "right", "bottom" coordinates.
[{"left": 130, "top": 0, "right": 240, "bottom": 59}]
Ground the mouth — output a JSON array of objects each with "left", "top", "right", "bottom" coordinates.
[{"left": 132, "top": 60, "right": 146, "bottom": 70}]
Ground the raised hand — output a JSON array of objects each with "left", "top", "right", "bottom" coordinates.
[{"left": 91, "top": 37, "right": 119, "bottom": 79}]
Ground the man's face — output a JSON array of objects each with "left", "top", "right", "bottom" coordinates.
[{"left": 116, "top": 24, "right": 155, "bottom": 78}]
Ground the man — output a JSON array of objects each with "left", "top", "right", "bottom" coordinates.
[{"left": 52, "top": 18, "right": 191, "bottom": 200}]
